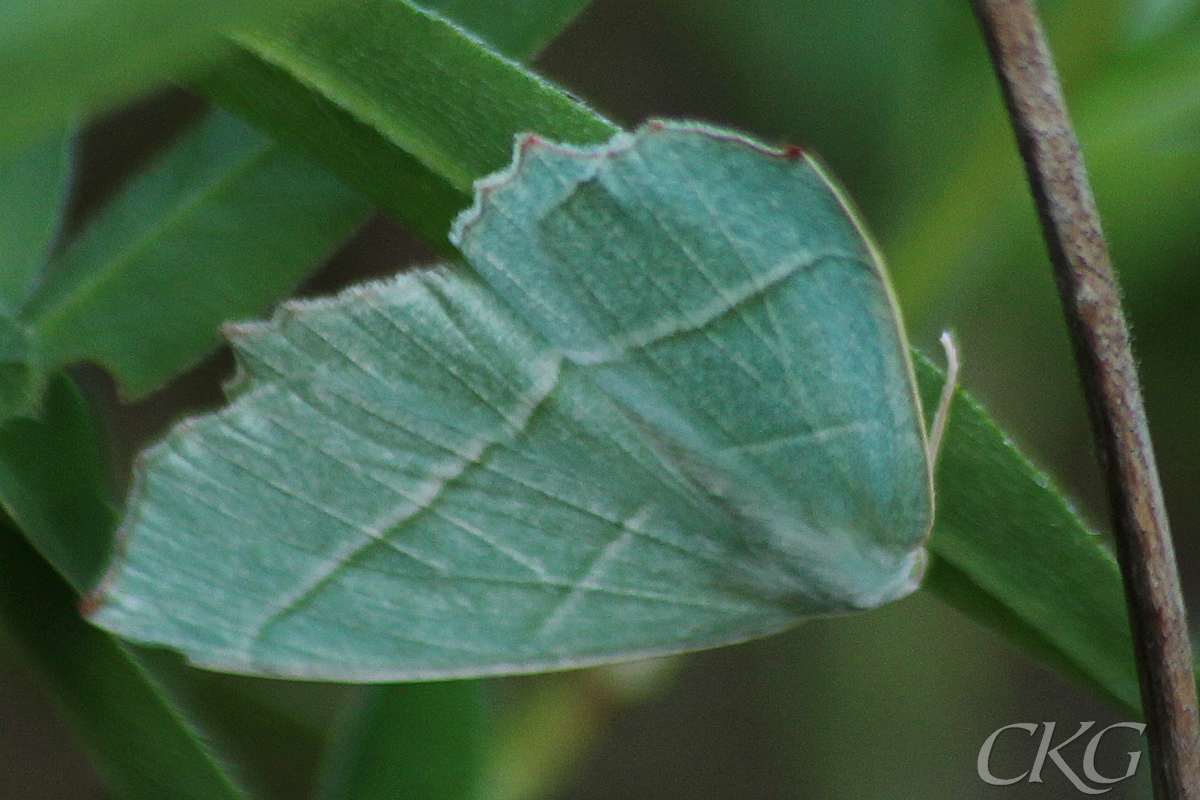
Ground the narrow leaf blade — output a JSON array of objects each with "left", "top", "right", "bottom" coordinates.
[
  {"left": 0, "top": 127, "right": 74, "bottom": 311},
  {"left": 915, "top": 356, "right": 1139, "bottom": 712},
  {"left": 0, "top": 0, "right": 336, "bottom": 150},
  {"left": 0, "top": 129, "right": 74, "bottom": 418},
  {"left": 317, "top": 682, "right": 487, "bottom": 800},
  {"left": 0, "top": 374, "right": 246, "bottom": 800},
  {"left": 0, "top": 523, "right": 247, "bottom": 800},
  {"left": 420, "top": 0, "right": 595, "bottom": 60},
  {"left": 200, "top": 0, "right": 616, "bottom": 251},
  {"left": 0, "top": 375, "right": 116, "bottom": 591},
  {"left": 24, "top": 112, "right": 370, "bottom": 398}
]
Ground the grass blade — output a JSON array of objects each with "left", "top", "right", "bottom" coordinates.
[
  {"left": 317, "top": 683, "right": 487, "bottom": 800},
  {"left": 23, "top": 113, "right": 369, "bottom": 399},
  {"left": 914, "top": 355, "right": 1139, "bottom": 713},
  {"left": 201, "top": 0, "right": 616, "bottom": 252},
  {"left": 0, "top": 0, "right": 338, "bottom": 151},
  {"left": 420, "top": 0, "right": 595, "bottom": 60},
  {"left": 0, "top": 374, "right": 246, "bottom": 799},
  {"left": 0, "top": 523, "right": 247, "bottom": 800},
  {"left": 0, "top": 127, "right": 74, "bottom": 311}
]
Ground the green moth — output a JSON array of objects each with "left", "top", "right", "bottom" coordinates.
[{"left": 88, "top": 121, "right": 935, "bottom": 680}]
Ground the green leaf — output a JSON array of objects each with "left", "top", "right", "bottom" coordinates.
[
  {"left": 0, "top": 127, "right": 74, "bottom": 311},
  {"left": 7, "top": 0, "right": 594, "bottom": 404},
  {"left": 200, "top": 0, "right": 616, "bottom": 251},
  {"left": 419, "top": 0, "right": 595, "bottom": 60},
  {"left": 0, "top": 129, "right": 74, "bottom": 418},
  {"left": 0, "top": 375, "right": 245, "bottom": 800},
  {"left": 914, "top": 356, "right": 1139, "bottom": 713},
  {"left": 89, "top": 124, "right": 930, "bottom": 678},
  {"left": 0, "top": 312, "right": 38, "bottom": 419},
  {"left": 0, "top": 0, "right": 339, "bottom": 151},
  {"left": 0, "top": 522, "right": 247, "bottom": 800},
  {"left": 317, "top": 682, "right": 487, "bottom": 800},
  {"left": 2, "top": 0, "right": 594, "bottom": 406},
  {"left": 22, "top": 112, "right": 370, "bottom": 399},
  {"left": 0, "top": 375, "right": 116, "bottom": 591},
  {"left": 143, "top": 653, "right": 346, "bottom": 799}
]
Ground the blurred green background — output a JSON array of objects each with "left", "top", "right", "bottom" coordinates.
[{"left": 4, "top": 0, "right": 1198, "bottom": 797}]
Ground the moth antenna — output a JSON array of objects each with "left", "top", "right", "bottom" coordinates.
[{"left": 928, "top": 331, "right": 960, "bottom": 465}]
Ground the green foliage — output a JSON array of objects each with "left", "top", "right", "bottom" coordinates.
[
  {"left": 0, "top": 376, "right": 245, "bottom": 799},
  {"left": 0, "top": 0, "right": 338, "bottom": 151},
  {"left": 0, "top": 128, "right": 73, "bottom": 415},
  {"left": 0, "top": 376, "right": 115, "bottom": 590},
  {"left": 0, "top": 127, "right": 73, "bottom": 310},
  {"left": 201, "top": 0, "right": 617, "bottom": 250},
  {"left": 419, "top": 0, "right": 594, "bottom": 59},
  {"left": 0, "top": 0, "right": 1190, "bottom": 796},
  {"left": 0, "top": 524, "right": 246, "bottom": 800},
  {"left": 23, "top": 112, "right": 368, "bottom": 399},
  {"left": 914, "top": 356, "right": 1137, "bottom": 712},
  {"left": 316, "top": 682, "right": 487, "bottom": 800}
]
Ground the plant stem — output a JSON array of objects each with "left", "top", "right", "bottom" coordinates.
[{"left": 969, "top": 1, "right": 1199, "bottom": 797}]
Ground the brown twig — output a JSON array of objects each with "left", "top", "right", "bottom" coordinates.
[{"left": 969, "top": 1, "right": 1199, "bottom": 797}]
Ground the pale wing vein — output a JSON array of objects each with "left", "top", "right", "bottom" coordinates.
[{"left": 239, "top": 351, "right": 563, "bottom": 647}]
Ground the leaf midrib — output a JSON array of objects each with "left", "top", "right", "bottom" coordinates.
[{"left": 26, "top": 136, "right": 281, "bottom": 347}]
